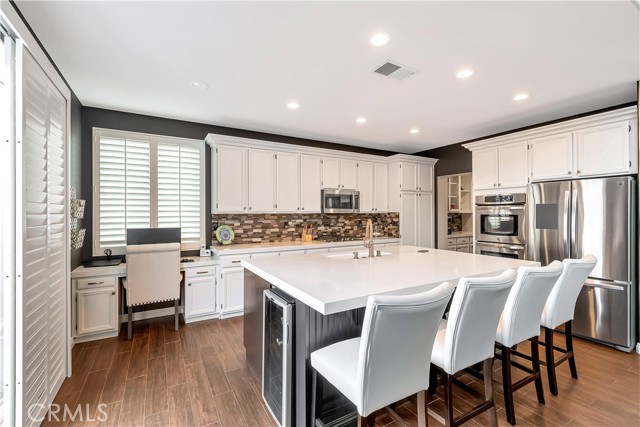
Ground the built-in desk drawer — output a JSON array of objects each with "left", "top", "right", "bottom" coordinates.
[
  {"left": 184, "top": 266, "right": 216, "bottom": 278},
  {"left": 447, "top": 238, "right": 456, "bottom": 246},
  {"left": 457, "top": 237, "right": 471, "bottom": 244},
  {"left": 220, "top": 255, "right": 251, "bottom": 268},
  {"left": 77, "top": 276, "right": 117, "bottom": 290}
]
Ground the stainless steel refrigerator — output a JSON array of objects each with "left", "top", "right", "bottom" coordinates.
[{"left": 527, "top": 176, "right": 637, "bottom": 352}]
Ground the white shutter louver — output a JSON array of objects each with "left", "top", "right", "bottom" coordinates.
[
  {"left": 20, "top": 51, "right": 68, "bottom": 427},
  {"left": 95, "top": 131, "right": 203, "bottom": 254}
]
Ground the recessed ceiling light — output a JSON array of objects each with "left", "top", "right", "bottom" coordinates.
[
  {"left": 356, "top": 117, "right": 367, "bottom": 124},
  {"left": 513, "top": 93, "right": 530, "bottom": 101},
  {"left": 287, "top": 101, "right": 300, "bottom": 109},
  {"left": 369, "top": 32, "right": 391, "bottom": 47},
  {"left": 409, "top": 128, "right": 420, "bottom": 134},
  {"left": 188, "top": 81, "right": 209, "bottom": 90},
  {"left": 456, "top": 69, "right": 474, "bottom": 79}
]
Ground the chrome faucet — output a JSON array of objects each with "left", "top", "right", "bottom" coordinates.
[{"left": 363, "top": 219, "right": 375, "bottom": 258}]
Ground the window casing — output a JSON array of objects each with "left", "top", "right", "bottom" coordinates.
[{"left": 93, "top": 128, "right": 205, "bottom": 255}]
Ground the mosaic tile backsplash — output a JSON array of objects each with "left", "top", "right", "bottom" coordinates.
[
  {"left": 448, "top": 213, "right": 463, "bottom": 234},
  {"left": 212, "top": 213, "right": 399, "bottom": 244}
]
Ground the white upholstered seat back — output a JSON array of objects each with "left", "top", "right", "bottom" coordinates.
[
  {"left": 356, "top": 282, "right": 455, "bottom": 416},
  {"left": 441, "top": 269, "right": 517, "bottom": 374},
  {"left": 496, "top": 261, "right": 564, "bottom": 347},
  {"left": 125, "top": 243, "right": 181, "bottom": 306},
  {"left": 541, "top": 255, "right": 596, "bottom": 329}
]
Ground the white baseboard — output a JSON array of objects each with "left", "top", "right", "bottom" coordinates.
[
  {"left": 636, "top": 342, "right": 640, "bottom": 354},
  {"left": 73, "top": 330, "right": 119, "bottom": 344}
]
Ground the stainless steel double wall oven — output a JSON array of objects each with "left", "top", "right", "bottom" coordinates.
[{"left": 474, "top": 193, "right": 527, "bottom": 259}]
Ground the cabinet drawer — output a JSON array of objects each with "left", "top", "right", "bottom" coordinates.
[
  {"left": 77, "top": 276, "right": 117, "bottom": 290},
  {"left": 457, "top": 237, "right": 471, "bottom": 244},
  {"left": 184, "top": 266, "right": 217, "bottom": 278},
  {"left": 447, "top": 238, "right": 456, "bottom": 246},
  {"left": 220, "top": 255, "right": 251, "bottom": 268}
]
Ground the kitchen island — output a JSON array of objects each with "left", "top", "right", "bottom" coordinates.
[{"left": 242, "top": 246, "right": 537, "bottom": 426}]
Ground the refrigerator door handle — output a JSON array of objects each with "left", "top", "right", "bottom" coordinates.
[
  {"left": 563, "top": 190, "right": 571, "bottom": 259},
  {"left": 571, "top": 189, "right": 578, "bottom": 257},
  {"left": 583, "top": 281, "right": 625, "bottom": 292}
]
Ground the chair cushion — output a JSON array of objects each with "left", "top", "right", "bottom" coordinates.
[
  {"left": 430, "top": 319, "right": 448, "bottom": 370},
  {"left": 311, "top": 338, "right": 361, "bottom": 405}
]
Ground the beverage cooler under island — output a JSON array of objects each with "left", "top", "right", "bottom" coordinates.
[{"left": 242, "top": 246, "right": 536, "bottom": 427}]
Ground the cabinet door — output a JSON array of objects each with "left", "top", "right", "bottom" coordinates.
[
  {"left": 77, "top": 287, "right": 117, "bottom": 335},
  {"left": 575, "top": 121, "right": 631, "bottom": 177},
  {"left": 248, "top": 149, "right": 275, "bottom": 212},
  {"left": 400, "top": 193, "right": 417, "bottom": 246},
  {"left": 472, "top": 148, "right": 498, "bottom": 190},
  {"left": 221, "top": 267, "right": 244, "bottom": 315},
  {"left": 357, "top": 161, "right": 373, "bottom": 212},
  {"left": 185, "top": 275, "right": 217, "bottom": 318},
  {"left": 498, "top": 142, "right": 528, "bottom": 188},
  {"left": 215, "top": 145, "right": 247, "bottom": 212},
  {"left": 417, "top": 192, "right": 433, "bottom": 248},
  {"left": 340, "top": 160, "right": 358, "bottom": 189},
  {"left": 373, "top": 163, "right": 388, "bottom": 212},
  {"left": 400, "top": 163, "right": 418, "bottom": 191},
  {"left": 417, "top": 164, "right": 433, "bottom": 192},
  {"left": 276, "top": 152, "right": 300, "bottom": 212},
  {"left": 322, "top": 157, "right": 340, "bottom": 188},
  {"left": 530, "top": 133, "right": 573, "bottom": 181},
  {"left": 300, "top": 155, "right": 322, "bottom": 212}
]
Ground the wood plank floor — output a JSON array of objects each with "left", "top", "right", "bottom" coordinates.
[{"left": 43, "top": 316, "right": 639, "bottom": 426}]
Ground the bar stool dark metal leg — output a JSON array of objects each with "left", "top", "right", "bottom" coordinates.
[
  {"left": 565, "top": 320, "right": 578, "bottom": 379},
  {"left": 501, "top": 345, "right": 516, "bottom": 425},
  {"left": 531, "top": 336, "right": 545, "bottom": 404}
]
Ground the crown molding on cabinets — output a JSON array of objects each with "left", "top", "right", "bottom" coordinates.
[{"left": 462, "top": 106, "right": 637, "bottom": 151}]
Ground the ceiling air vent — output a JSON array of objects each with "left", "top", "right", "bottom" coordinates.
[{"left": 374, "top": 60, "right": 418, "bottom": 81}]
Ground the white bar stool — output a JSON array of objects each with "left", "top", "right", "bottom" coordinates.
[
  {"left": 430, "top": 269, "right": 517, "bottom": 427},
  {"left": 540, "top": 255, "right": 597, "bottom": 396},
  {"left": 310, "top": 282, "right": 455, "bottom": 427},
  {"left": 495, "top": 261, "right": 564, "bottom": 425}
]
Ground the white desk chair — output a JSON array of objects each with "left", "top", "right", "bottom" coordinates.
[
  {"left": 123, "top": 243, "right": 182, "bottom": 340},
  {"left": 540, "top": 255, "right": 596, "bottom": 396},
  {"left": 310, "top": 282, "right": 455, "bottom": 427},
  {"left": 495, "top": 261, "right": 563, "bottom": 425},
  {"left": 430, "top": 269, "right": 517, "bottom": 427}
]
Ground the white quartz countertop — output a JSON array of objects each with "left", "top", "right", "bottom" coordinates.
[
  {"left": 71, "top": 256, "right": 219, "bottom": 279},
  {"left": 241, "top": 246, "right": 538, "bottom": 315},
  {"left": 447, "top": 231, "right": 473, "bottom": 238},
  {"left": 212, "top": 237, "right": 400, "bottom": 256}
]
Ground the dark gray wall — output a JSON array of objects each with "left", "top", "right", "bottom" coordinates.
[
  {"left": 69, "top": 93, "right": 84, "bottom": 269},
  {"left": 417, "top": 142, "right": 471, "bottom": 177},
  {"left": 81, "top": 107, "right": 395, "bottom": 261}
]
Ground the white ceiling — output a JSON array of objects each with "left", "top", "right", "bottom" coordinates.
[{"left": 17, "top": 1, "right": 640, "bottom": 153}]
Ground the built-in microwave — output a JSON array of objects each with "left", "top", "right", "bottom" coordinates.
[{"left": 321, "top": 189, "right": 360, "bottom": 213}]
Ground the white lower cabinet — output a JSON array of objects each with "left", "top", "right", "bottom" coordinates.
[
  {"left": 184, "top": 266, "right": 218, "bottom": 321},
  {"left": 76, "top": 286, "right": 117, "bottom": 336},
  {"left": 220, "top": 267, "right": 245, "bottom": 317}
]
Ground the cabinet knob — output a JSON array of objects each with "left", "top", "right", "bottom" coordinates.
[
  {"left": 249, "top": 207, "right": 252, "bottom": 210},
  {"left": 243, "top": 206, "right": 246, "bottom": 210},
  {"left": 297, "top": 207, "right": 299, "bottom": 210},
  {"left": 498, "top": 183, "right": 501, "bottom": 187},
  {"left": 577, "top": 170, "right": 581, "bottom": 175},
  {"left": 493, "top": 183, "right": 497, "bottom": 187},
  {"left": 188, "top": 283, "right": 191, "bottom": 286},
  {"left": 111, "top": 291, "right": 116, "bottom": 295},
  {"left": 567, "top": 171, "right": 571, "bottom": 175},
  {"left": 301, "top": 207, "right": 305, "bottom": 210}
]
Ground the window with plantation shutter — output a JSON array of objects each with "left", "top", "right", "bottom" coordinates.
[{"left": 94, "top": 129, "right": 205, "bottom": 255}]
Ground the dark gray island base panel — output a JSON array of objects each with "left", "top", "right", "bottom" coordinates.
[{"left": 243, "top": 269, "right": 365, "bottom": 426}]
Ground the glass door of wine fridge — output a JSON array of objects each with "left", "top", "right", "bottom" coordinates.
[{"left": 263, "top": 289, "right": 294, "bottom": 427}]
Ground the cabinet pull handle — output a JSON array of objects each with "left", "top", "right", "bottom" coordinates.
[
  {"left": 231, "top": 260, "right": 241, "bottom": 263},
  {"left": 87, "top": 281, "right": 104, "bottom": 285},
  {"left": 196, "top": 271, "right": 208, "bottom": 274}
]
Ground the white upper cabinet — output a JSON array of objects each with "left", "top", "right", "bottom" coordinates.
[
  {"left": 357, "top": 161, "right": 373, "bottom": 212},
  {"left": 300, "top": 155, "right": 321, "bottom": 212},
  {"left": 215, "top": 145, "right": 247, "bottom": 212},
  {"left": 276, "top": 152, "right": 300, "bottom": 212},
  {"left": 373, "top": 163, "right": 388, "bottom": 212},
  {"left": 321, "top": 157, "right": 340, "bottom": 188},
  {"left": 248, "top": 149, "right": 275, "bottom": 212},
  {"left": 472, "top": 142, "right": 527, "bottom": 189},
  {"left": 322, "top": 158, "right": 357, "bottom": 189},
  {"left": 530, "top": 133, "right": 573, "bottom": 181},
  {"left": 575, "top": 121, "right": 631, "bottom": 177},
  {"left": 497, "top": 142, "right": 528, "bottom": 188},
  {"left": 472, "top": 148, "right": 499, "bottom": 190},
  {"left": 340, "top": 159, "right": 358, "bottom": 189},
  {"left": 400, "top": 162, "right": 418, "bottom": 191},
  {"left": 417, "top": 164, "right": 433, "bottom": 192}
]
